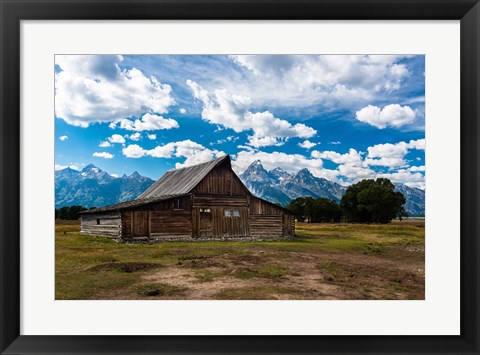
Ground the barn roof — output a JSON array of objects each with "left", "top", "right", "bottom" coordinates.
[
  {"left": 136, "top": 155, "right": 230, "bottom": 199},
  {"left": 81, "top": 194, "right": 190, "bottom": 214}
]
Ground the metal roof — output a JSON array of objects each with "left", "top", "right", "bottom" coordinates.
[
  {"left": 137, "top": 155, "right": 230, "bottom": 199},
  {"left": 81, "top": 194, "right": 189, "bottom": 214}
]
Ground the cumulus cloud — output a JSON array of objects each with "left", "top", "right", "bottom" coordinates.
[
  {"left": 312, "top": 148, "right": 363, "bottom": 166},
  {"left": 129, "top": 132, "right": 141, "bottom": 141},
  {"left": 59, "top": 135, "right": 68, "bottom": 141},
  {"left": 99, "top": 141, "right": 112, "bottom": 148},
  {"left": 147, "top": 134, "right": 157, "bottom": 140},
  {"left": 110, "top": 113, "right": 179, "bottom": 132},
  {"left": 228, "top": 55, "right": 411, "bottom": 108},
  {"left": 187, "top": 80, "right": 316, "bottom": 147},
  {"left": 179, "top": 108, "right": 186, "bottom": 114},
  {"left": 122, "top": 140, "right": 224, "bottom": 168},
  {"left": 55, "top": 55, "right": 176, "bottom": 127},
  {"left": 92, "top": 152, "right": 114, "bottom": 159},
  {"left": 298, "top": 140, "right": 317, "bottom": 149},
  {"left": 108, "top": 134, "right": 126, "bottom": 144},
  {"left": 355, "top": 104, "right": 416, "bottom": 129},
  {"left": 365, "top": 139, "right": 425, "bottom": 167}
]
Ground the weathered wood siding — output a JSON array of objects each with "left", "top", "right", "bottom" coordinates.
[
  {"left": 193, "top": 162, "right": 248, "bottom": 196},
  {"left": 283, "top": 213, "right": 295, "bottom": 237},
  {"left": 250, "top": 196, "right": 284, "bottom": 215},
  {"left": 81, "top": 212, "right": 122, "bottom": 238},
  {"left": 250, "top": 215, "right": 283, "bottom": 237},
  {"left": 192, "top": 207, "right": 250, "bottom": 238},
  {"left": 150, "top": 210, "right": 192, "bottom": 238},
  {"left": 120, "top": 196, "right": 193, "bottom": 239}
]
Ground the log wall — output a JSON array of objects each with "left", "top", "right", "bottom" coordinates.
[
  {"left": 193, "top": 162, "right": 248, "bottom": 196},
  {"left": 250, "top": 215, "right": 284, "bottom": 238},
  {"left": 80, "top": 212, "right": 122, "bottom": 238},
  {"left": 250, "top": 196, "right": 284, "bottom": 215}
]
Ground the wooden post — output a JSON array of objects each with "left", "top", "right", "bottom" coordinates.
[{"left": 148, "top": 211, "right": 151, "bottom": 238}]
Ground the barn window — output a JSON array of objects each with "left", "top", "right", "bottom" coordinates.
[
  {"left": 225, "top": 210, "right": 231, "bottom": 217},
  {"left": 233, "top": 209, "right": 240, "bottom": 217},
  {"left": 96, "top": 219, "right": 100, "bottom": 225},
  {"left": 174, "top": 199, "right": 182, "bottom": 210}
]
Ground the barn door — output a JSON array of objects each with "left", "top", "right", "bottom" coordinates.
[
  {"left": 132, "top": 211, "right": 149, "bottom": 238},
  {"left": 199, "top": 210, "right": 212, "bottom": 237}
]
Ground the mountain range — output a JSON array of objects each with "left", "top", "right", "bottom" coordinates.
[
  {"left": 55, "top": 161, "right": 425, "bottom": 216},
  {"left": 238, "top": 160, "right": 425, "bottom": 216},
  {"left": 55, "top": 164, "right": 155, "bottom": 208}
]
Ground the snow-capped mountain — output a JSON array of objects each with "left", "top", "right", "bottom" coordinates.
[
  {"left": 55, "top": 164, "right": 154, "bottom": 208},
  {"left": 394, "top": 183, "right": 426, "bottom": 216},
  {"left": 239, "top": 160, "right": 347, "bottom": 205},
  {"left": 239, "top": 160, "right": 425, "bottom": 216}
]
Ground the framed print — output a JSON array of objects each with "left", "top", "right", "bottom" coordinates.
[{"left": 1, "top": 0, "right": 479, "bottom": 354}]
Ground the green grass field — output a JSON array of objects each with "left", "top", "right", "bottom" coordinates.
[{"left": 55, "top": 220, "right": 425, "bottom": 300}]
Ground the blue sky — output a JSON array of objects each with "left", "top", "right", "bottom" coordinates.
[{"left": 55, "top": 55, "right": 425, "bottom": 188}]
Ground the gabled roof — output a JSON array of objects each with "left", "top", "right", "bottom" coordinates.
[
  {"left": 81, "top": 194, "right": 190, "bottom": 214},
  {"left": 137, "top": 155, "right": 230, "bottom": 199}
]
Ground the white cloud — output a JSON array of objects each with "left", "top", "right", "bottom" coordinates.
[
  {"left": 129, "top": 132, "right": 141, "bottom": 141},
  {"left": 55, "top": 55, "right": 176, "bottom": 127},
  {"left": 298, "top": 140, "right": 317, "bottom": 149},
  {"left": 147, "top": 134, "right": 157, "bottom": 140},
  {"left": 312, "top": 148, "right": 363, "bottom": 166},
  {"left": 110, "top": 113, "right": 179, "bottom": 132},
  {"left": 55, "top": 164, "right": 79, "bottom": 171},
  {"left": 228, "top": 55, "right": 411, "bottom": 108},
  {"left": 99, "top": 141, "right": 112, "bottom": 148},
  {"left": 377, "top": 170, "right": 425, "bottom": 189},
  {"left": 122, "top": 140, "right": 224, "bottom": 168},
  {"left": 92, "top": 152, "right": 114, "bottom": 159},
  {"left": 187, "top": 80, "right": 316, "bottom": 147},
  {"left": 365, "top": 139, "right": 425, "bottom": 167},
  {"left": 59, "top": 135, "right": 68, "bottom": 141},
  {"left": 179, "top": 108, "right": 186, "bottom": 114},
  {"left": 355, "top": 104, "right": 416, "bottom": 129},
  {"left": 330, "top": 141, "right": 341, "bottom": 145},
  {"left": 110, "top": 173, "right": 119, "bottom": 178},
  {"left": 108, "top": 134, "right": 126, "bottom": 144}
]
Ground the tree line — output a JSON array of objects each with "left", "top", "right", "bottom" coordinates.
[
  {"left": 285, "top": 178, "right": 407, "bottom": 224},
  {"left": 55, "top": 205, "right": 91, "bottom": 220}
]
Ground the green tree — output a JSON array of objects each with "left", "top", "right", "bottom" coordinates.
[
  {"left": 286, "top": 197, "right": 307, "bottom": 221},
  {"left": 311, "top": 198, "right": 342, "bottom": 223},
  {"left": 340, "top": 178, "right": 406, "bottom": 223}
]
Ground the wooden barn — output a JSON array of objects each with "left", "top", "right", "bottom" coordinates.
[{"left": 80, "top": 155, "right": 295, "bottom": 241}]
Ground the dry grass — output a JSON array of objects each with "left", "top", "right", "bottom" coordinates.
[{"left": 55, "top": 219, "right": 424, "bottom": 300}]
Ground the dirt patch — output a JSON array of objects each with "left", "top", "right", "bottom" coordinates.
[
  {"left": 88, "top": 262, "right": 161, "bottom": 273},
  {"left": 133, "top": 283, "right": 188, "bottom": 297}
]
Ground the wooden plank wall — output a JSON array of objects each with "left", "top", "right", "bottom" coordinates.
[
  {"left": 192, "top": 207, "right": 250, "bottom": 238},
  {"left": 81, "top": 213, "right": 122, "bottom": 238},
  {"left": 250, "top": 196, "right": 284, "bottom": 215},
  {"left": 150, "top": 210, "right": 192, "bottom": 237},
  {"left": 250, "top": 215, "right": 284, "bottom": 237},
  {"left": 193, "top": 163, "right": 248, "bottom": 196}
]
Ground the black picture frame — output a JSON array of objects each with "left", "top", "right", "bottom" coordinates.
[{"left": 1, "top": 1, "right": 479, "bottom": 354}]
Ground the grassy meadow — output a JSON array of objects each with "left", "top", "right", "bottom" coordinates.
[{"left": 55, "top": 220, "right": 425, "bottom": 300}]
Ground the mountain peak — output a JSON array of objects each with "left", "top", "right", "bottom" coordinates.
[
  {"left": 83, "top": 164, "right": 101, "bottom": 172},
  {"left": 129, "top": 171, "right": 141, "bottom": 178},
  {"left": 252, "top": 159, "right": 263, "bottom": 167},
  {"left": 296, "top": 168, "right": 313, "bottom": 177}
]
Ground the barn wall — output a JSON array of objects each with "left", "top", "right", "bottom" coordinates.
[
  {"left": 192, "top": 207, "right": 250, "bottom": 238},
  {"left": 81, "top": 212, "right": 122, "bottom": 238},
  {"left": 250, "top": 196, "right": 284, "bottom": 215},
  {"left": 121, "top": 196, "right": 193, "bottom": 240},
  {"left": 249, "top": 215, "right": 283, "bottom": 237},
  {"left": 150, "top": 210, "right": 192, "bottom": 238},
  {"left": 193, "top": 162, "right": 248, "bottom": 196}
]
